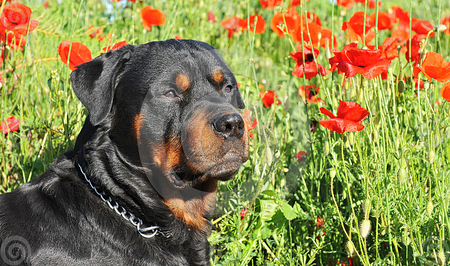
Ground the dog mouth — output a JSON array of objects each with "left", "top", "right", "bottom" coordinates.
[{"left": 167, "top": 151, "right": 244, "bottom": 189}]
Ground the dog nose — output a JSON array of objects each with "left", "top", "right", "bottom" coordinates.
[{"left": 212, "top": 113, "right": 245, "bottom": 139}]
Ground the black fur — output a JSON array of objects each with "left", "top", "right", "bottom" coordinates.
[{"left": 0, "top": 40, "right": 249, "bottom": 266}]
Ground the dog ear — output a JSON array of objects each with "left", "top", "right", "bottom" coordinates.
[{"left": 70, "top": 46, "right": 134, "bottom": 126}]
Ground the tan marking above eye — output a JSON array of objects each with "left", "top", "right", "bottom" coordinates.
[
  {"left": 212, "top": 69, "right": 224, "bottom": 84},
  {"left": 176, "top": 73, "right": 190, "bottom": 91}
]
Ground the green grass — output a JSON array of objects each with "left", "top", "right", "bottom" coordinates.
[{"left": 2, "top": 0, "right": 450, "bottom": 265}]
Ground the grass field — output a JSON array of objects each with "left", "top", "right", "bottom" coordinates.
[{"left": 1, "top": 0, "right": 450, "bottom": 265}]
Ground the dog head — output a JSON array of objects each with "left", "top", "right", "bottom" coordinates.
[{"left": 71, "top": 40, "right": 249, "bottom": 229}]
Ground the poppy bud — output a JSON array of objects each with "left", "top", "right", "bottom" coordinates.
[
  {"left": 359, "top": 219, "right": 371, "bottom": 239},
  {"left": 398, "top": 80, "right": 405, "bottom": 93},
  {"left": 437, "top": 249, "right": 446, "bottom": 266},
  {"left": 402, "top": 229, "right": 410, "bottom": 246},
  {"left": 346, "top": 240, "right": 356, "bottom": 257},
  {"left": 323, "top": 141, "right": 330, "bottom": 155},
  {"left": 437, "top": 24, "right": 448, "bottom": 32},
  {"left": 398, "top": 168, "right": 408, "bottom": 184},
  {"left": 424, "top": 82, "right": 430, "bottom": 90},
  {"left": 426, "top": 200, "right": 433, "bottom": 216},
  {"left": 329, "top": 168, "right": 336, "bottom": 179},
  {"left": 265, "top": 147, "right": 273, "bottom": 165},
  {"left": 428, "top": 149, "right": 435, "bottom": 164}
]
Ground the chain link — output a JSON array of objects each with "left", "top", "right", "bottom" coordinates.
[{"left": 78, "top": 164, "right": 164, "bottom": 238}]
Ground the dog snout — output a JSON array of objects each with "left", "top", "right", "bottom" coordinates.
[{"left": 212, "top": 113, "right": 245, "bottom": 139}]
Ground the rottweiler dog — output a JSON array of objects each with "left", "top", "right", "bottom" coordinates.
[{"left": 0, "top": 40, "right": 249, "bottom": 266}]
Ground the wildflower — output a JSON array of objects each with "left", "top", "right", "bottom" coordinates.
[
  {"left": 0, "top": 3, "right": 39, "bottom": 36},
  {"left": 413, "top": 52, "right": 450, "bottom": 83},
  {"left": 291, "top": 45, "right": 329, "bottom": 79},
  {"left": 298, "top": 85, "right": 323, "bottom": 103},
  {"left": 342, "top": 11, "right": 375, "bottom": 43},
  {"left": 240, "top": 209, "right": 247, "bottom": 219},
  {"left": 329, "top": 44, "right": 391, "bottom": 79},
  {"left": 220, "top": 16, "right": 246, "bottom": 38},
  {"left": 369, "top": 11, "right": 394, "bottom": 31},
  {"left": 316, "top": 217, "right": 324, "bottom": 227},
  {"left": 259, "top": 0, "right": 283, "bottom": 9},
  {"left": 87, "top": 25, "right": 104, "bottom": 40},
  {"left": 102, "top": 40, "right": 128, "bottom": 53},
  {"left": 370, "top": 37, "right": 399, "bottom": 60},
  {"left": 390, "top": 5, "right": 410, "bottom": 26},
  {"left": 337, "top": 0, "right": 354, "bottom": 10},
  {"left": 247, "top": 14, "right": 266, "bottom": 34},
  {"left": 355, "top": 0, "right": 379, "bottom": 8},
  {"left": 208, "top": 10, "right": 216, "bottom": 23},
  {"left": 260, "top": 90, "right": 280, "bottom": 108},
  {"left": 319, "top": 100, "right": 370, "bottom": 133},
  {"left": 296, "top": 22, "right": 337, "bottom": 49},
  {"left": 411, "top": 17, "right": 434, "bottom": 37},
  {"left": 440, "top": 16, "right": 450, "bottom": 35},
  {"left": 405, "top": 35, "right": 423, "bottom": 66},
  {"left": 58, "top": 41, "right": 92, "bottom": 71},
  {"left": 296, "top": 151, "right": 308, "bottom": 162},
  {"left": 270, "top": 10, "right": 299, "bottom": 37},
  {"left": 440, "top": 82, "right": 450, "bottom": 102},
  {"left": 242, "top": 110, "right": 257, "bottom": 139},
  {"left": 141, "top": 6, "right": 166, "bottom": 31},
  {"left": 1, "top": 116, "right": 20, "bottom": 134}
]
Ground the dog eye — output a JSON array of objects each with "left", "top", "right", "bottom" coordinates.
[
  {"left": 164, "top": 90, "right": 176, "bottom": 98},
  {"left": 223, "top": 85, "right": 233, "bottom": 94}
]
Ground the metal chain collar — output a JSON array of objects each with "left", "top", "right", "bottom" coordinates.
[{"left": 77, "top": 163, "right": 165, "bottom": 238}]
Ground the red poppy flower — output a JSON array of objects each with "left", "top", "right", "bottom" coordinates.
[
  {"left": 240, "top": 209, "right": 248, "bottom": 219},
  {"left": 330, "top": 44, "right": 391, "bottom": 79},
  {"left": 316, "top": 217, "right": 325, "bottom": 227},
  {"left": 329, "top": 43, "right": 358, "bottom": 72},
  {"left": 247, "top": 14, "right": 266, "bottom": 34},
  {"left": 405, "top": 35, "right": 423, "bottom": 66},
  {"left": 440, "top": 16, "right": 450, "bottom": 35},
  {"left": 411, "top": 17, "right": 434, "bottom": 37},
  {"left": 297, "top": 22, "right": 337, "bottom": 49},
  {"left": 260, "top": 90, "right": 280, "bottom": 108},
  {"left": 291, "top": 45, "right": 329, "bottom": 79},
  {"left": 0, "top": 3, "right": 39, "bottom": 36},
  {"left": 337, "top": 0, "right": 354, "bottom": 10},
  {"left": 391, "top": 28, "right": 410, "bottom": 43},
  {"left": 88, "top": 25, "right": 103, "bottom": 39},
  {"left": 299, "top": 85, "right": 323, "bottom": 103},
  {"left": 390, "top": 5, "right": 410, "bottom": 26},
  {"left": 369, "top": 11, "right": 394, "bottom": 30},
  {"left": 413, "top": 52, "right": 450, "bottom": 83},
  {"left": 1, "top": 116, "right": 20, "bottom": 134},
  {"left": 208, "top": 10, "right": 216, "bottom": 23},
  {"left": 102, "top": 40, "right": 128, "bottom": 53},
  {"left": 296, "top": 151, "right": 308, "bottom": 162},
  {"left": 141, "top": 6, "right": 166, "bottom": 31},
  {"left": 259, "top": 0, "right": 283, "bottom": 9},
  {"left": 319, "top": 101, "right": 370, "bottom": 133},
  {"left": 5, "top": 31, "right": 26, "bottom": 50},
  {"left": 242, "top": 110, "right": 257, "bottom": 139},
  {"left": 355, "top": 0, "right": 380, "bottom": 8},
  {"left": 441, "top": 82, "right": 450, "bottom": 102},
  {"left": 371, "top": 37, "right": 399, "bottom": 60},
  {"left": 221, "top": 16, "right": 246, "bottom": 38},
  {"left": 270, "top": 11, "right": 299, "bottom": 37},
  {"left": 342, "top": 11, "right": 375, "bottom": 43},
  {"left": 307, "top": 11, "right": 321, "bottom": 27},
  {"left": 59, "top": 41, "right": 92, "bottom": 71}
]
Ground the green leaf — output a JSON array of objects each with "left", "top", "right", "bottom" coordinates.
[
  {"left": 260, "top": 199, "right": 278, "bottom": 222},
  {"left": 280, "top": 201, "right": 298, "bottom": 221}
]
